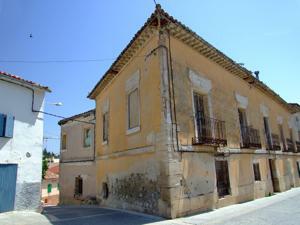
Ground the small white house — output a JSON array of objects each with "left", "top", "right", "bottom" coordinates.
[{"left": 0, "top": 71, "right": 51, "bottom": 213}]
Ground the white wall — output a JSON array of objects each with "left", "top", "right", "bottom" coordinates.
[{"left": 0, "top": 80, "right": 46, "bottom": 210}]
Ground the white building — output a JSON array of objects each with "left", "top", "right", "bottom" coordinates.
[{"left": 0, "top": 71, "right": 51, "bottom": 213}]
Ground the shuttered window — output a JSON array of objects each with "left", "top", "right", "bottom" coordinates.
[
  {"left": 215, "top": 160, "right": 231, "bottom": 197},
  {"left": 47, "top": 184, "right": 52, "bottom": 193},
  {"left": 61, "top": 134, "right": 67, "bottom": 150},
  {"left": 253, "top": 163, "right": 261, "bottom": 181},
  {"left": 128, "top": 89, "right": 139, "bottom": 129},
  {"left": 0, "top": 113, "right": 14, "bottom": 138},
  {"left": 103, "top": 112, "right": 109, "bottom": 142}
]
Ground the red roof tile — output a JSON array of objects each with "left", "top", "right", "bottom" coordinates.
[{"left": 0, "top": 71, "right": 51, "bottom": 92}]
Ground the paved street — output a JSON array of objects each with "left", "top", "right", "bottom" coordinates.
[{"left": 0, "top": 187, "right": 299, "bottom": 225}]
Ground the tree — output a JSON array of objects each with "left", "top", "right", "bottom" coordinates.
[
  {"left": 42, "top": 148, "right": 49, "bottom": 179},
  {"left": 42, "top": 158, "right": 48, "bottom": 179}
]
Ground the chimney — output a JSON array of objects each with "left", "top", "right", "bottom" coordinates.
[{"left": 254, "top": 71, "right": 260, "bottom": 80}]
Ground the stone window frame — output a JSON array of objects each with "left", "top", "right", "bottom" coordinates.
[
  {"left": 126, "top": 70, "right": 141, "bottom": 135},
  {"left": 215, "top": 159, "right": 231, "bottom": 198},
  {"left": 261, "top": 104, "right": 273, "bottom": 150},
  {"left": 61, "top": 133, "right": 67, "bottom": 151},
  {"left": 83, "top": 127, "right": 92, "bottom": 148},
  {"left": 277, "top": 117, "right": 287, "bottom": 151},
  {"left": 253, "top": 162, "right": 262, "bottom": 181},
  {"left": 189, "top": 69, "right": 214, "bottom": 140},
  {"left": 102, "top": 98, "right": 109, "bottom": 145}
]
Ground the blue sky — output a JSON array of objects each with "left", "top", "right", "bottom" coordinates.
[{"left": 0, "top": 0, "right": 299, "bottom": 154}]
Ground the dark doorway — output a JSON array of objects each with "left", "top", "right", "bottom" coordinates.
[
  {"left": 269, "top": 159, "right": 279, "bottom": 192},
  {"left": 215, "top": 160, "right": 231, "bottom": 197},
  {"left": 75, "top": 176, "right": 83, "bottom": 197}
]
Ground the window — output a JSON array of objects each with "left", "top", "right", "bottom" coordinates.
[
  {"left": 289, "top": 129, "right": 294, "bottom": 142},
  {"left": 128, "top": 88, "right": 140, "bottom": 130},
  {"left": 61, "top": 134, "right": 67, "bottom": 150},
  {"left": 103, "top": 112, "right": 109, "bottom": 142},
  {"left": 83, "top": 128, "right": 92, "bottom": 147},
  {"left": 238, "top": 108, "right": 248, "bottom": 146},
  {"left": 263, "top": 117, "right": 272, "bottom": 149},
  {"left": 297, "top": 162, "right": 300, "bottom": 178},
  {"left": 278, "top": 124, "right": 286, "bottom": 151},
  {"left": 0, "top": 113, "right": 14, "bottom": 138},
  {"left": 253, "top": 163, "right": 261, "bottom": 181},
  {"left": 193, "top": 92, "right": 209, "bottom": 137},
  {"left": 215, "top": 160, "right": 231, "bottom": 197},
  {"left": 47, "top": 183, "right": 52, "bottom": 193},
  {"left": 74, "top": 176, "right": 83, "bottom": 196}
]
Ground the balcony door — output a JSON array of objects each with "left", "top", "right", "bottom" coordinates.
[
  {"left": 238, "top": 109, "right": 248, "bottom": 146},
  {"left": 193, "top": 93, "right": 208, "bottom": 139},
  {"left": 264, "top": 117, "right": 272, "bottom": 149},
  {"left": 279, "top": 124, "right": 286, "bottom": 151}
]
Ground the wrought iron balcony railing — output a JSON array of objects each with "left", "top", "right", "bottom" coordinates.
[
  {"left": 286, "top": 138, "right": 296, "bottom": 152},
  {"left": 192, "top": 116, "right": 227, "bottom": 146},
  {"left": 240, "top": 125, "right": 262, "bottom": 149}
]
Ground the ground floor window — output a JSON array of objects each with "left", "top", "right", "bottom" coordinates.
[
  {"left": 215, "top": 160, "right": 231, "bottom": 197},
  {"left": 253, "top": 163, "right": 261, "bottom": 181},
  {"left": 297, "top": 162, "right": 300, "bottom": 178},
  {"left": 75, "top": 176, "right": 83, "bottom": 196}
]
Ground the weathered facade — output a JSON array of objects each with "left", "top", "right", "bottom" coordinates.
[
  {"left": 0, "top": 71, "right": 50, "bottom": 213},
  {"left": 88, "top": 5, "right": 300, "bottom": 218},
  {"left": 59, "top": 110, "right": 97, "bottom": 204}
]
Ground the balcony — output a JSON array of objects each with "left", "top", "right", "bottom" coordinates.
[
  {"left": 296, "top": 141, "right": 300, "bottom": 152},
  {"left": 240, "top": 125, "right": 262, "bottom": 149},
  {"left": 286, "top": 138, "right": 296, "bottom": 152},
  {"left": 271, "top": 134, "right": 281, "bottom": 150},
  {"left": 192, "top": 116, "right": 227, "bottom": 146}
]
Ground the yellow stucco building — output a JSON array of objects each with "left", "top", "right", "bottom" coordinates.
[{"left": 88, "top": 5, "right": 300, "bottom": 218}]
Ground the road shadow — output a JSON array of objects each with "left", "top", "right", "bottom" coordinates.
[{"left": 42, "top": 205, "right": 164, "bottom": 225}]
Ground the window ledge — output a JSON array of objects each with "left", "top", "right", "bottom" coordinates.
[{"left": 126, "top": 126, "right": 140, "bottom": 135}]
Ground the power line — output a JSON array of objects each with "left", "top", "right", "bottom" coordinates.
[{"left": 0, "top": 54, "right": 147, "bottom": 64}]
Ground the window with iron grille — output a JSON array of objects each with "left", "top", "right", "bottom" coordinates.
[
  {"left": 215, "top": 160, "right": 231, "bottom": 197},
  {"left": 74, "top": 176, "right": 83, "bottom": 196},
  {"left": 253, "top": 163, "right": 261, "bottom": 181},
  {"left": 103, "top": 112, "right": 109, "bottom": 142}
]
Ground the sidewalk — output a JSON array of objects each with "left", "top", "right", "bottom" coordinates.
[{"left": 154, "top": 187, "right": 300, "bottom": 225}]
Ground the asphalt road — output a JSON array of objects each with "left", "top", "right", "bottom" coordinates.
[{"left": 0, "top": 187, "right": 300, "bottom": 225}]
